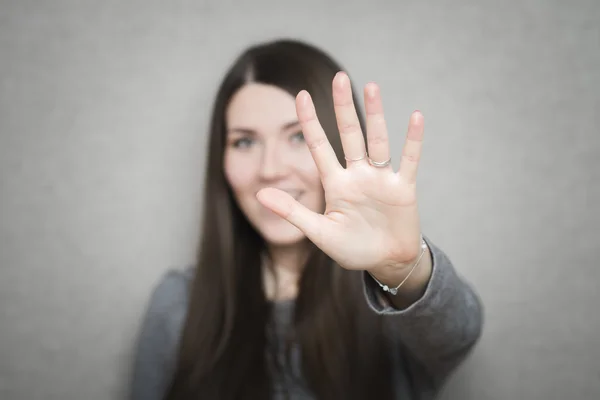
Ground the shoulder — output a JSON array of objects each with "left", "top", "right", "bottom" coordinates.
[
  {"left": 142, "top": 268, "right": 195, "bottom": 351},
  {"left": 148, "top": 268, "right": 194, "bottom": 314},
  {"left": 131, "top": 268, "right": 195, "bottom": 399}
]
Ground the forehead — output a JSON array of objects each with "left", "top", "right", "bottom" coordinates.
[{"left": 226, "top": 83, "right": 298, "bottom": 129}]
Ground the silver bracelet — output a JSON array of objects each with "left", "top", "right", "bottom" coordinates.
[{"left": 367, "top": 235, "right": 428, "bottom": 295}]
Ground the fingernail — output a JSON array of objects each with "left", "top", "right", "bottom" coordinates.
[
  {"left": 336, "top": 71, "right": 348, "bottom": 88},
  {"left": 297, "top": 90, "right": 309, "bottom": 105},
  {"left": 366, "top": 83, "right": 378, "bottom": 99}
]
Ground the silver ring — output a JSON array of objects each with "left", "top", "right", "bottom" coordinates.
[
  {"left": 368, "top": 157, "right": 392, "bottom": 168},
  {"left": 344, "top": 153, "right": 367, "bottom": 162}
]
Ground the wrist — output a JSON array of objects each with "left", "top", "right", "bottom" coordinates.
[{"left": 367, "top": 237, "right": 432, "bottom": 297}]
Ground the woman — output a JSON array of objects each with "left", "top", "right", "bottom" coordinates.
[{"left": 131, "top": 39, "right": 483, "bottom": 400}]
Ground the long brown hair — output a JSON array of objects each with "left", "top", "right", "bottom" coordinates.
[{"left": 164, "top": 39, "right": 395, "bottom": 399}]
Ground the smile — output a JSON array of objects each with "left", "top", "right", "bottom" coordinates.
[{"left": 278, "top": 189, "right": 304, "bottom": 201}]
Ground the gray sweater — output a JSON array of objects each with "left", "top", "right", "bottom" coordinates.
[{"left": 130, "top": 237, "right": 483, "bottom": 400}]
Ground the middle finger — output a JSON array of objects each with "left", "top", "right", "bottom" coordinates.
[{"left": 332, "top": 72, "right": 367, "bottom": 166}]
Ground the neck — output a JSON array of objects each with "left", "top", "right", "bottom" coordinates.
[{"left": 263, "top": 240, "right": 311, "bottom": 301}]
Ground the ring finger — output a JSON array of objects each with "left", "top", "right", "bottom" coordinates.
[{"left": 364, "top": 83, "right": 391, "bottom": 169}]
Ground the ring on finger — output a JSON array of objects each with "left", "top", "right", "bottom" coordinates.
[
  {"left": 368, "top": 157, "right": 392, "bottom": 168},
  {"left": 344, "top": 152, "right": 367, "bottom": 162}
]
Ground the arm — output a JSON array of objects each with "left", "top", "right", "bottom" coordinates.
[
  {"left": 363, "top": 235, "right": 484, "bottom": 390},
  {"left": 130, "top": 271, "right": 189, "bottom": 400}
]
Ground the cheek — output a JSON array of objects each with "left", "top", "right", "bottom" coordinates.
[
  {"left": 298, "top": 152, "right": 321, "bottom": 185},
  {"left": 296, "top": 153, "right": 325, "bottom": 204},
  {"left": 224, "top": 152, "right": 256, "bottom": 195}
]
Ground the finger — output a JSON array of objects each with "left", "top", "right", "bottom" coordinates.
[
  {"left": 256, "top": 188, "right": 325, "bottom": 245},
  {"left": 398, "top": 111, "right": 424, "bottom": 183},
  {"left": 364, "top": 83, "right": 392, "bottom": 169},
  {"left": 332, "top": 72, "right": 366, "bottom": 165},
  {"left": 296, "top": 90, "right": 343, "bottom": 179}
]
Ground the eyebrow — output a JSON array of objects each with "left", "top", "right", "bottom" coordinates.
[{"left": 227, "top": 120, "right": 300, "bottom": 135}]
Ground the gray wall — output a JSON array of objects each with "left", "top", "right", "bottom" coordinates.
[{"left": 1, "top": 1, "right": 599, "bottom": 399}]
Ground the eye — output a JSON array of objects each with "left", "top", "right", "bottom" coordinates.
[
  {"left": 290, "top": 131, "right": 305, "bottom": 143},
  {"left": 231, "top": 137, "right": 255, "bottom": 149}
]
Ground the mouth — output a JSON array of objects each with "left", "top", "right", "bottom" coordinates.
[
  {"left": 281, "top": 189, "right": 304, "bottom": 201},
  {"left": 260, "top": 188, "right": 304, "bottom": 201}
]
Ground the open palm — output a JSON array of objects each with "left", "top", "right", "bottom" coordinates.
[{"left": 257, "top": 72, "right": 424, "bottom": 272}]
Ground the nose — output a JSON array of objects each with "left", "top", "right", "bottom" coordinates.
[{"left": 259, "top": 141, "right": 288, "bottom": 180}]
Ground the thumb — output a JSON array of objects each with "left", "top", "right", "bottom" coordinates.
[{"left": 256, "top": 188, "right": 323, "bottom": 244}]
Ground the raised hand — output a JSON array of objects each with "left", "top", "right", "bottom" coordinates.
[{"left": 257, "top": 72, "right": 426, "bottom": 274}]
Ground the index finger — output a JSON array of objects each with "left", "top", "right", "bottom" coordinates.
[{"left": 296, "top": 90, "right": 343, "bottom": 179}]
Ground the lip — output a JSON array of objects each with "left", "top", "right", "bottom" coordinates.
[
  {"left": 260, "top": 188, "right": 304, "bottom": 201},
  {"left": 289, "top": 190, "right": 304, "bottom": 201}
]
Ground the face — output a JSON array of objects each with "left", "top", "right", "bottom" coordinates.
[{"left": 224, "top": 83, "right": 324, "bottom": 246}]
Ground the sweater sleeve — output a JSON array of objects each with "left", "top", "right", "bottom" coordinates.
[
  {"left": 130, "top": 270, "right": 189, "bottom": 400},
  {"left": 362, "top": 235, "right": 484, "bottom": 395}
]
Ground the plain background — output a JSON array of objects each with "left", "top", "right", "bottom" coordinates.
[{"left": 1, "top": 0, "right": 599, "bottom": 399}]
